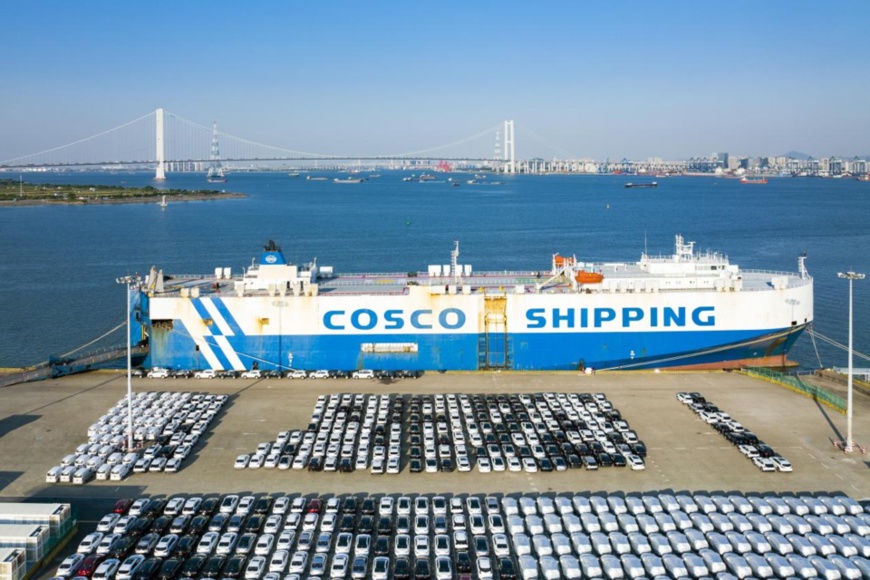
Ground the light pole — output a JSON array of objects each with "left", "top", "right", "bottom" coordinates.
[
  {"left": 116, "top": 275, "right": 141, "bottom": 451},
  {"left": 837, "top": 271, "right": 864, "bottom": 453},
  {"left": 273, "top": 299, "right": 287, "bottom": 371}
]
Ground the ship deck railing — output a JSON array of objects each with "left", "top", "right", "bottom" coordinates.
[
  {"left": 156, "top": 268, "right": 811, "bottom": 296},
  {"left": 741, "top": 268, "right": 811, "bottom": 278}
]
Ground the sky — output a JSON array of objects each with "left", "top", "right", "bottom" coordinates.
[{"left": 2, "top": 1, "right": 869, "bottom": 162}]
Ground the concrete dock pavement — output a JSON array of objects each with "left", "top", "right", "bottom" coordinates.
[{"left": 0, "top": 370, "right": 867, "bottom": 502}]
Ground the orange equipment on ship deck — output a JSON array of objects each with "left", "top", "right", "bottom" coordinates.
[
  {"left": 575, "top": 271, "right": 604, "bottom": 284},
  {"left": 554, "top": 254, "right": 575, "bottom": 267}
]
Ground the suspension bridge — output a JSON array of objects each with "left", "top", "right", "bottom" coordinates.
[{"left": 0, "top": 109, "right": 519, "bottom": 178}]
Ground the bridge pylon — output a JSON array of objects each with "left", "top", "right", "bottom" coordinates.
[
  {"left": 504, "top": 120, "right": 516, "bottom": 174},
  {"left": 155, "top": 108, "right": 166, "bottom": 180}
]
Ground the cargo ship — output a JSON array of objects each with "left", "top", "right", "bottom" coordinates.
[{"left": 129, "top": 236, "right": 813, "bottom": 372}]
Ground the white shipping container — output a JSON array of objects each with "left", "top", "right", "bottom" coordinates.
[
  {"left": 0, "top": 504, "right": 71, "bottom": 536},
  {"left": 0, "top": 548, "right": 26, "bottom": 580}
]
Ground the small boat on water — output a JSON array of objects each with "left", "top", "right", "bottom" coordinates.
[
  {"left": 288, "top": 172, "right": 300, "bottom": 177},
  {"left": 306, "top": 176, "right": 328, "bottom": 181},
  {"left": 207, "top": 167, "right": 227, "bottom": 183},
  {"left": 624, "top": 182, "right": 657, "bottom": 188},
  {"left": 740, "top": 177, "right": 767, "bottom": 184},
  {"left": 333, "top": 177, "right": 365, "bottom": 184}
]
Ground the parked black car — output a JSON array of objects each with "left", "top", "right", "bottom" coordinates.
[
  {"left": 201, "top": 554, "right": 227, "bottom": 578},
  {"left": 393, "top": 557, "right": 411, "bottom": 580},
  {"left": 181, "top": 555, "right": 207, "bottom": 578},
  {"left": 157, "top": 557, "right": 184, "bottom": 580},
  {"left": 414, "top": 558, "right": 431, "bottom": 579},
  {"left": 223, "top": 555, "right": 247, "bottom": 579},
  {"left": 132, "top": 557, "right": 163, "bottom": 580}
]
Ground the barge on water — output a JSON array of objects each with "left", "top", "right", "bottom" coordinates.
[{"left": 128, "top": 236, "right": 813, "bottom": 372}]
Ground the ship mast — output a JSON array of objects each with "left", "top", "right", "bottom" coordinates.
[{"left": 451, "top": 241, "right": 461, "bottom": 285}]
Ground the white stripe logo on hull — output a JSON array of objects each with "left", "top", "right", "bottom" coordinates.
[
  {"left": 201, "top": 297, "right": 235, "bottom": 336},
  {"left": 215, "top": 335, "right": 246, "bottom": 370}
]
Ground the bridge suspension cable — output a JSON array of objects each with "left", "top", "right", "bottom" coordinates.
[
  {"left": 385, "top": 123, "right": 503, "bottom": 158},
  {"left": 520, "top": 125, "right": 579, "bottom": 160},
  {"left": 168, "top": 114, "right": 335, "bottom": 159},
  {"left": 0, "top": 111, "right": 156, "bottom": 166}
]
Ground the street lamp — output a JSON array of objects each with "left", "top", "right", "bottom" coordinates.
[
  {"left": 116, "top": 275, "right": 141, "bottom": 451},
  {"left": 837, "top": 270, "right": 865, "bottom": 453},
  {"left": 272, "top": 299, "right": 287, "bottom": 371}
]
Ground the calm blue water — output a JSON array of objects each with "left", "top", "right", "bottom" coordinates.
[{"left": 0, "top": 171, "right": 866, "bottom": 370}]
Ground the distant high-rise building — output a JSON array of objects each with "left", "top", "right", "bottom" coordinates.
[{"left": 716, "top": 152, "right": 729, "bottom": 168}]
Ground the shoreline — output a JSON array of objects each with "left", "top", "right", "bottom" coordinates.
[{"left": 0, "top": 192, "right": 245, "bottom": 207}]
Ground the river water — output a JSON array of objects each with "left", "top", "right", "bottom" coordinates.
[{"left": 0, "top": 171, "right": 866, "bottom": 370}]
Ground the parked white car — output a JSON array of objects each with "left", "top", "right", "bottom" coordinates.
[
  {"left": 56, "top": 553, "right": 85, "bottom": 577},
  {"left": 146, "top": 368, "right": 170, "bottom": 379},
  {"left": 194, "top": 369, "right": 217, "bottom": 379}
]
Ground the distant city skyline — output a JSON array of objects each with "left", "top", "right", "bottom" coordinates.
[{"left": 2, "top": 1, "right": 868, "bottom": 162}]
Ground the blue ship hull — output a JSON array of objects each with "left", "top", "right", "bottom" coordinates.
[{"left": 143, "top": 320, "right": 807, "bottom": 372}]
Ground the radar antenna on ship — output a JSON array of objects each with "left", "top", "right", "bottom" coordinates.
[
  {"left": 799, "top": 252, "right": 809, "bottom": 279},
  {"left": 675, "top": 234, "right": 695, "bottom": 261}
]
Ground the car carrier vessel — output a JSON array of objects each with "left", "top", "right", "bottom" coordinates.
[{"left": 129, "top": 236, "right": 813, "bottom": 372}]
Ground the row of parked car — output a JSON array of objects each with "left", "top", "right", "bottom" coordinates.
[
  {"left": 235, "top": 391, "right": 647, "bottom": 476},
  {"left": 46, "top": 392, "right": 226, "bottom": 485},
  {"left": 55, "top": 491, "right": 869, "bottom": 580},
  {"left": 142, "top": 368, "right": 424, "bottom": 380},
  {"left": 677, "top": 392, "right": 793, "bottom": 473}
]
